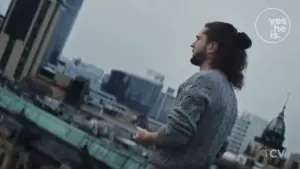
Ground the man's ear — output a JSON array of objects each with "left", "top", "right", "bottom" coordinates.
[{"left": 207, "top": 41, "right": 218, "bottom": 54}]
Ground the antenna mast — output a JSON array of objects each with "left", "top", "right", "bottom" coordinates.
[{"left": 282, "top": 92, "right": 290, "bottom": 112}]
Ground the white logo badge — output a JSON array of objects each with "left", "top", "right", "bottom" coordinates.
[{"left": 255, "top": 8, "right": 291, "bottom": 44}]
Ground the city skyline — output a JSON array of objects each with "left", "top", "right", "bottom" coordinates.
[
  {"left": 64, "top": 0, "right": 300, "bottom": 153},
  {"left": 1, "top": 0, "right": 300, "bottom": 154}
]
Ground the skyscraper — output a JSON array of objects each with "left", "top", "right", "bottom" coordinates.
[
  {"left": 42, "top": 0, "right": 83, "bottom": 65},
  {"left": 227, "top": 112, "right": 268, "bottom": 155},
  {"left": 0, "top": 0, "right": 67, "bottom": 80},
  {"left": 149, "top": 87, "right": 175, "bottom": 122}
]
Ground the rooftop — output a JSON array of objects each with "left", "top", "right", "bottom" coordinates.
[
  {"left": 0, "top": 88, "right": 147, "bottom": 169},
  {"left": 0, "top": 87, "right": 249, "bottom": 169}
]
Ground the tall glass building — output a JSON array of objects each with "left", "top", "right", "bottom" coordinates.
[
  {"left": 0, "top": 0, "right": 60, "bottom": 79},
  {"left": 42, "top": 0, "right": 83, "bottom": 65}
]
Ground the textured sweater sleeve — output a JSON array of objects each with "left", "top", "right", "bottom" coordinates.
[{"left": 155, "top": 73, "right": 217, "bottom": 147}]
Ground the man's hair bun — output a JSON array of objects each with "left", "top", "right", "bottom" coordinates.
[{"left": 235, "top": 32, "right": 252, "bottom": 50}]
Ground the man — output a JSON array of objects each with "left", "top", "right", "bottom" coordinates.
[{"left": 135, "top": 21, "right": 252, "bottom": 169}]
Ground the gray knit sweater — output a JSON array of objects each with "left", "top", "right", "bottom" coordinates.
[{"left": 147, "top": 70, "right": 238, "bottom": 169}]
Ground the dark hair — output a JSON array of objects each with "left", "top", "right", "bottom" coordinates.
[{"left": 204, "top": 21, "right": 252, "bottom": 90}]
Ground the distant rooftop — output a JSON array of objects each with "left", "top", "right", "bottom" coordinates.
[
  {"left": 0, "top": 88, "right": 147, "bottom": 169},
  {"left": 0, "top": 88, "right": 245, "bottom": 169},
  {"left": 112, "top": 69, "right": 164, "bottom": 85}
]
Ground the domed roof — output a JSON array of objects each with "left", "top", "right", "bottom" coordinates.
[
  {"left": 255, "top": 93, "right": 290, "bottom": 150},
  {"left": 260, "top": 106, "right": 287, "bottom": 148},
  {"left": 266, "top": 111, "right": 285, "bottom": 136}
]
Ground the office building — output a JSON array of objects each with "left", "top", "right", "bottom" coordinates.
[
  {"left": 227, "top": 112, "right": 268, "bottom": 155},
  {"left": 42, "top": 0, "right": 83, "bottom": 65},
  {"left": 149, "top": 87, "right": 175, "bottom": 122},
  {"left": 102, "top": 69, "right": 164, "bottom": 114},
  {"left": 62, "top": 58, "right": 104, "bottom": 91},
  {"left": 0, "top": 0, "right": 66, "bottom": 80},
  {"left": 126, "top": 74, "right": 163, "bottom": 112},
  {"left": 64, "top": 75, "right": 89, "bottom": 108},
  {"left": 101, "top": 70, "right": 130, "bottom": 102}
]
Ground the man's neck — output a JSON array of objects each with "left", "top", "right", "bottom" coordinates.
[{"left": 199, "top": 62, "right": 211, "bottom": 70}]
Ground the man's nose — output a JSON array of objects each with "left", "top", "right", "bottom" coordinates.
[{"left": 191, "top": 41, "right": 196, "bottom": 48}]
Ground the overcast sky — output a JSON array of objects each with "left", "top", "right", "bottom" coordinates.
[{"left": 1, "top": 0, "right": 300, "bottom": 154}]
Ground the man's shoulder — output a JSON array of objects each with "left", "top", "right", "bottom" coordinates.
[
  {"left": 179, "top": 70, "right": 226, "bottom": 92},
  {"left": 191, "top": 70, "right": 226, "bottom": 84}
]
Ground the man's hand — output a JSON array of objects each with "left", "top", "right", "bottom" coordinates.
[{"left": 135, "top": 127, "right": 158, "bottom": 147}]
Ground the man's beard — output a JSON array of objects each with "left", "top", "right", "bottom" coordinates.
[{"left": 190, "top": 52, "right": 207, "bottom": 66}]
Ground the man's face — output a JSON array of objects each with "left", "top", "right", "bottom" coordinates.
[{"left": 190, "top": 28, "right": 209, "bottom": 66}]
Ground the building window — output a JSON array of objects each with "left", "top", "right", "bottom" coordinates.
[
  {"left": 0, "top": 39, "right": 15, "bottom": 69},
  {"left": 14, "top": 0, "right": 51, "bottom": 79},
  {"left": 4, "top": 0, "right": 40, "bottom": 40}
]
